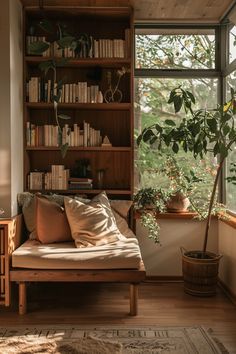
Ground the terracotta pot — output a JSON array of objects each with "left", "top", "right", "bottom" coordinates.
[{"left": 166, "top": 193, "right": 190, "bottom": 213}]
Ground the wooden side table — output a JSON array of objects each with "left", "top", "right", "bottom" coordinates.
[{"left": 0, "top": 216, "right": 22, "bottom": 306}]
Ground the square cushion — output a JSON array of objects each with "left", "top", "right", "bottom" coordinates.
[
  {"left": 18, "top": 192, "right": 71, "bottom": 239},
  {"left": 35, "top": 196, "right": 72, "bottom": 244},
  {"left": 65, "top": 191, "right": 125, "bottom": 248},
  {"left": 18, "top": 192, "right": 135, "bottom": 240}
]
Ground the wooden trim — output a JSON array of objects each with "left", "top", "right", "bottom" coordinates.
[
  {"left": 218, "top": 279, "right": 236, "bottom": 305},
  {"left": 145, "top": 275, "right": 183, "bottom": 282}
]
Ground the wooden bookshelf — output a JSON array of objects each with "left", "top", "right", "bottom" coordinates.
[{"left": 23, "top": 6, "right": 134, "bottom": 197}]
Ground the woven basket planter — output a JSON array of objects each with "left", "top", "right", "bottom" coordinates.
[{"left": 181, "top": 248, "right": 222, "bottom": 296}]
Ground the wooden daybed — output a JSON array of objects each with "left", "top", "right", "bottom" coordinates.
[{"left": 9, "top": 215, "right": 146, "bottom": 316}]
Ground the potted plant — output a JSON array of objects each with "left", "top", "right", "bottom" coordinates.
[
  {"left": 133, "top": 156, "right": 208, "bottom": 244},
  {"left": 133, "top": 187, "right": 170, "bottom": 244},
  {"left": 137, "top": 86, "right": 236, "bottom": 296}
]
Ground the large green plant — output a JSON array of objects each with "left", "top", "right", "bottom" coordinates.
[
  {"left": 28, "top": 19, "right": 91, "bottom": 157},
  {"left": 137, "top": 86, "right": 236, "bottom": 255}
]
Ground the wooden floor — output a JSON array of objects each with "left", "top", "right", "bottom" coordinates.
[{"left": 1, "top": 281, "right": 236, "bottom": 353}]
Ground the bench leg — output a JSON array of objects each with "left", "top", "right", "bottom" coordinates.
[
  {"left": 19, "top": 282, "right": 27, "bottom": 315},
  {"left": 129, "top": 283, "right": 138, "bottom": 316}
]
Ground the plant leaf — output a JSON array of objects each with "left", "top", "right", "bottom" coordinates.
[
  {"left": 172, "top": 142, "right": 179, "bottom": 153},
  {"left": 57, "top": 36, "right": 75, "bottom": 49},
  {"left": 28, "top": 41, "right": 49, "bottom": 55},
  {"left": 39, "top": 60, "right": 55, "bottom": 75},
  {"left": 39, "top": 19, "right": 54, "bottom": 34},
  {"left": 58, "top": 114, "right": 71, "bottom": 120},
  {"left": 165, "top": 119, "right": 176, "bottom": 126},
  {"left": 186, "top": 90, "right": 195, "bottom": 103},
  {"left": 60, "top": 143, "right": 69, "bottom": 159}
]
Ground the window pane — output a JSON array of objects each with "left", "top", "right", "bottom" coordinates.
[
  {"left": 134, "top": 78, "right": 219, "bottom": 209},
  {"left": 225, "top": 71, "right": 236, "bottom": 212},
  {"left": 229, "top": 25, "right": 236, "bottom": 64},
  {"left": 135, "top": 29, "right": 215, "bottom": 69}
]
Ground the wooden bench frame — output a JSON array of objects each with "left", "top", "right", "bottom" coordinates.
[
  {"left": 10, "top": 265, "right": 146, "bottom": 315},
  {"left": 8, "top": 214, "right": 146, "bottom": 315}
]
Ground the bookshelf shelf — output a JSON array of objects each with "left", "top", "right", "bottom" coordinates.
[
  {"left": 26, "top": 147, "right": 131, "bottom": 152},
  {"left": 28, "top": 189, "right": 132, "bottom": 195},
  {"left": 25, "top": 56, "right": 131, "bottom": 68},
  {"left": 24, "top": 6, "right": 133, "bottom": 196},
  {"left": 25, "top": 102, "right": 131, "bottom": 110}
]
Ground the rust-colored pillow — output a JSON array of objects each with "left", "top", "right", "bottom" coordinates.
[{"left": 35, "top": 196, "right": 72, "bottom": 244}]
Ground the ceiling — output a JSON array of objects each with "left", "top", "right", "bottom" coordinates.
[{"left": 20, "top": 0, "right": 236, "bottom": 24}]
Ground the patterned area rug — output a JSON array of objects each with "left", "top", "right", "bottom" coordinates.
[{"left": 0, "top": 326, "right": 229, "bottom": 354}]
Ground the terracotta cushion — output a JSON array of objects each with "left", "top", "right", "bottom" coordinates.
[{"left": 35, "top": 196, "right": 72, "bottom": 244}]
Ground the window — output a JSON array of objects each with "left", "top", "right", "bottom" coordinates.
[
  {"left": 225, "top": 71, "right": 236, "bottom": 212},
  {"left": 229, "top": 25, "right": 236, "bottom": 64},
  {"left": 135, "top": 29, "right": 216, "bottom": 69},
  {"left": 134, "top": 27, "right": 219, "bottom": 196}
]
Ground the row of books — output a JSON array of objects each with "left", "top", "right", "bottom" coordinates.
[
  {"left": 28, "top": 165, "right": 70, "bottom": 190},
  {"left": 26, "top": 121, "right": 103, "bottom": 148},
  {"left": 27, "top": 78, "right": 103, "bottom": 104},
  {"left": 26, "top": 29, "right": 130, "bottom": 59},
  {"left": 28, "top": 166, "right": 93, "bottom": 190}
]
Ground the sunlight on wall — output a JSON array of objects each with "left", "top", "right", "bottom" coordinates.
[{"left": 0, "top": 149, "right": 11, "bottom": 215}]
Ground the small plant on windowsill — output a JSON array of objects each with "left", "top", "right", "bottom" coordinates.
[
  {"left": 133, "top": 156, "right": 211, "bottom": 244},
  {"left": 133, "top": 187, "right": 170, "bottom": 244}
]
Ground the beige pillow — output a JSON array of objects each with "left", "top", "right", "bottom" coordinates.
[
  {"left": 35, "top": 196, "right": 72, "bottom": 244},
  {"left": 65, "top": 191, "right": 125, "bottom": 248},
  {"left": 74, "top": 195, "right": 134, "bottom": 238}
]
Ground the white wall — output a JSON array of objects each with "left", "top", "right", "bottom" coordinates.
[
  {"left": 218, "top": 221, "right": 236, "bottom": 296},
  {"left": 10, "top": 0, "right": 23, "bottom": 216},
  {"left": 136, "top": 218, "right": 218, "bottom": 276},
  {"left": 0, "top": 0, "right": 23, "bottom": 217},
  {"left": 0, "top": 1, "right": 11, "bottom": 216}
]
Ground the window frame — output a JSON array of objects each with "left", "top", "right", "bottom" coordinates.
[{"left": 222, "top": 21, "right": 236, "bottom": 215}]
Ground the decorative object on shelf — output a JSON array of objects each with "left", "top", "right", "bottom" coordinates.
[
  {"left": 97, "top": 91, "right": 103, "bottom": 103},
  {"left": 104, "top": 67, "right": 129, "bottom": 103},
  {"left": 71, "top": 159, "right": 92, "bottom": 179},
  {"left": 137, "top": 85, "right": 236, "bottom": 296},
  {"left": 0, "top": 208, "right": 4, "bottom": 217},
  {"left": 96, "top": 169, "right": 105, "bottom": 189},
  {"left": 101, "top": 136, "right": 112, "bottom": 147}
]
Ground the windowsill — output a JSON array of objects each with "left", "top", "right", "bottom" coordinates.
[
  {"left": 135, "top": 210, "right": 236, "bottom": 228},
  {"left": 135, "top": 210, "right": 199, "bottom": 219},
  {"left": 219, "top": 213, "right": 236, "bottom": 229}
]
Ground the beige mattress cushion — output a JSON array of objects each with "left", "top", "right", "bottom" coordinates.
[{"left": 12, "top": 238, "right": 142, "bottom": 270}]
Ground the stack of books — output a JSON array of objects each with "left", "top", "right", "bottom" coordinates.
[{"left": 68, "top": 177, "right": 93, "bottom": 190}]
